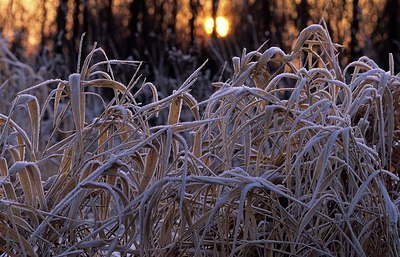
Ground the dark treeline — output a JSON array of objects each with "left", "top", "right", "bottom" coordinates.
[{"left": 1, "top": 0, "right": 400, "bottom": 81}]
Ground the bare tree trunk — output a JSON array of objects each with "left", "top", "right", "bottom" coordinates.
[
  {"left": 296, "top": 0, "right": 310, "bottom": 31},
  {"left": 189, "top": 0, "right": 199, "bottom": 45},
  {"left": 373, "top": 0, "right": 400, "bottom": 71},
  {"left": 157, "top": 0, "right": 165, "bottom": 36},
  {"left": 171, "top": 0, "right": 178, "bottom": 35},
  {"left": 386, "top": 0, "right": 400, "bottom": 61},
  {"left": 350, "top": 0, "right": 360, "bottom": 60},
  {"left": 54, "top": 0, "right": 68, "bottom": 55},
  {"left": 83, "top": 0, "right": 90, "bottom": 41},
  {"left": 250, "top": 0, "right": 273, "bottom": 43},
  {"left": 128, "top": 0, "right": 149, "bottom": 56},
  {"left": 72, "top": 0, "right": 81, "bottom": 53},
  {"left": 212, "top": 0, "right": 219, "bottom": 37},
  {"left": 106, "top": 0, "right": 113, "bottom": 37},
  {"left": 40, "top": 0, "right": 47, "bottom": 52}
]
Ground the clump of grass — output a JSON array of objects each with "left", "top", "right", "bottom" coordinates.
[{"left": 0, "top": 24, "right": 399, "bottom": 256}]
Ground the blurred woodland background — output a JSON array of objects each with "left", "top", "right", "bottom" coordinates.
[{"left": 1, "top": 0, "right": 400, "bottom": 87}]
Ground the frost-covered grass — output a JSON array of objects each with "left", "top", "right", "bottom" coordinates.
[{"left": 0, "top": 24, "right": 400, "bottom": 256}]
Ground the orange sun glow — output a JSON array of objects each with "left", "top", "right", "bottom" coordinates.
[{"left": 204, "top": 16, "right": 230, "bottom": 37}]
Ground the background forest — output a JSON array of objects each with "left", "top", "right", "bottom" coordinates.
[{"left": 1, "top": 0, "right": 400, "bottom": 86}]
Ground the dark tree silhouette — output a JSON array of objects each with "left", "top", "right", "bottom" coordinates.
[
  {"left": 189, "top": 0, "right": 199, "bottom": 45},
  {"left": 212, "top": 0, "right": 219, "bottom": 37},
  {"left": 83, "top": 0, "right": 90, "bottom": 42},
  {"left": 373, "top": 0, "right": 400, "bottom": 72},
  {"left": 39, "top": 0, "right": 47, "bottom": 52},
  {"left": 171, "top": 0, "right": 178, "bottom": 35},
  {"left": 129, "top": 0, "right": 147, "bottom": 55},
  {"left": 296, "top": 0, "right": 310, "bottom": 31},
  {"left": 73, "top": 0, "right": 80, "bottom": 44},
  {"left": 250, "top": 0, "right": 273, "bottom": 43},
  {"left": 54, "top": 0, "right": 68, "bottom": 55},
  {"left": 350, "top": 0, "right": 360, "bottom": 60}
]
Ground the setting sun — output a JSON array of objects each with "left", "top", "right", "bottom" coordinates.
[
  {"left": 204, "top": 16, "right": 230, "bottom": 38},
  {"left": 204, "top": 17, "right": 214, "bottom": 35}
]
